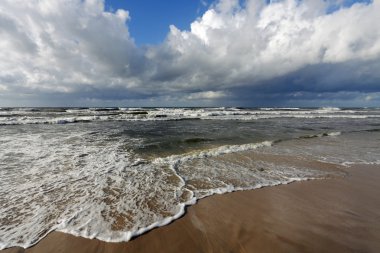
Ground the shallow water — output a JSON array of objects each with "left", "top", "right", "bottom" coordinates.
[{"left": 0, "top": 107, "right": 379, "bottom": 249}]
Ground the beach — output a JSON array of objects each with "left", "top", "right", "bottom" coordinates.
[
  {"left": 2, "top": 0, "right": 380, "bottom": 250},
  {"left": 3, "top": 164, "right": 379, "bottom": 253},
  {"left": 1, "top": 0, "right": 379, "bottom": 250},
  {"left": 1, "top": 107, "right": 380, "bottom": 252}
]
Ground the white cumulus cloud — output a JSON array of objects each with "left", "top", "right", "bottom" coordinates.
[
  {"left": 0, "top": 0, "right": 142, "bottom": 94},
  {"left": 157, "top": 0, "right": 380, "bottom": 90}
]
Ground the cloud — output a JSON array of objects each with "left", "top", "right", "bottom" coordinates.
[
  {"left": 186, "top": 90, "right": 228, "bottom": 100},
  {"left": 159, "top": 0, "right": 380, "bottom": 87},
  {"left": 0, "top": 0, "right": 380, "bottom": 106},
  {"left": 0, "top": 0, "right": 143, "bottom": 93}
]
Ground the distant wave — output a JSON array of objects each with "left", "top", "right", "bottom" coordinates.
[
  {"left": 318, "top": 107, "right": 341, "bottom": 111},
  {"left": 0, "top": 107, "right": 379, "bottom": 125}
]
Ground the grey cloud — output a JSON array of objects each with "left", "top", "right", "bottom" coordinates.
[{"left": 0, "top": 16, "right": 37, "bottom": 54}]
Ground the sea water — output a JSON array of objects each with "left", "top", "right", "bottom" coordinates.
[{"left": 0, "top": 107, "right": 379, "bottom": 249}]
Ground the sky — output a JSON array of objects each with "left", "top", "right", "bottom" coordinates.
[
  {"left": 0, "top": 0, "right": 379, "bottom": 107},
  {"left": 105, "top": 0, "right": 212, "bottom": 45}
]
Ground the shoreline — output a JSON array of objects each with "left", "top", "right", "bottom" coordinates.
[{"left": 2, "top": 164, "right": 380, "bottom": 253}]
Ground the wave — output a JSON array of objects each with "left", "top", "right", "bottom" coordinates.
[
  {"left": 318, "top": 107, "right": 341, "bottom": 111},
  {"left": 260, "top": 107, "right": 301, "bottom": 111},
  {"left": 0, "top": 107, "right": 379, "bottom": 125},
  {"left": 154, "top": 141, "right": 274, "bottom": 166},
  {"left": 183, "top": 137, "right": 213, "bottom": 144},
  {"left": 299, "top": 131, "right": 342, "bottom": 139}
]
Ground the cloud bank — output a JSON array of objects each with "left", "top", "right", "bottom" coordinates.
[{"left": 0, "top": 0, "right": 380, "bottom": 106}]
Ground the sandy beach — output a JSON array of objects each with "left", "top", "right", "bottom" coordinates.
[
  {"left": 2, "top": 164, "right": 379, "bottom": 253},
  {"left": 1, "top": 0, "right": 380, "bottom": 250}
]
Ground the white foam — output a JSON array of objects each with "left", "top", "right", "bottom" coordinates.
[
  {"left": 0, "top": 130, "right": 191, "bottom": 249},
  {"left": 318, "top": 107, "right": 341, "bottom": 112},
  {"left": 327, "top": 131, "right": 341, "bottom": 136}
]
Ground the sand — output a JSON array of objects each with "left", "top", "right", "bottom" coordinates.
[{"left": 2, "top": 164, "right": 380, "bottom": 253}]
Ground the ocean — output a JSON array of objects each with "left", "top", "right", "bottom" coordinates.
[{"left": 1, "top": 107, "right": 380, "bottom": 249}]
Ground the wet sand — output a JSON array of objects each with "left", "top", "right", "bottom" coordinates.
[{"left": 2, "top": 164, "right": 380, "bottom": 253}]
